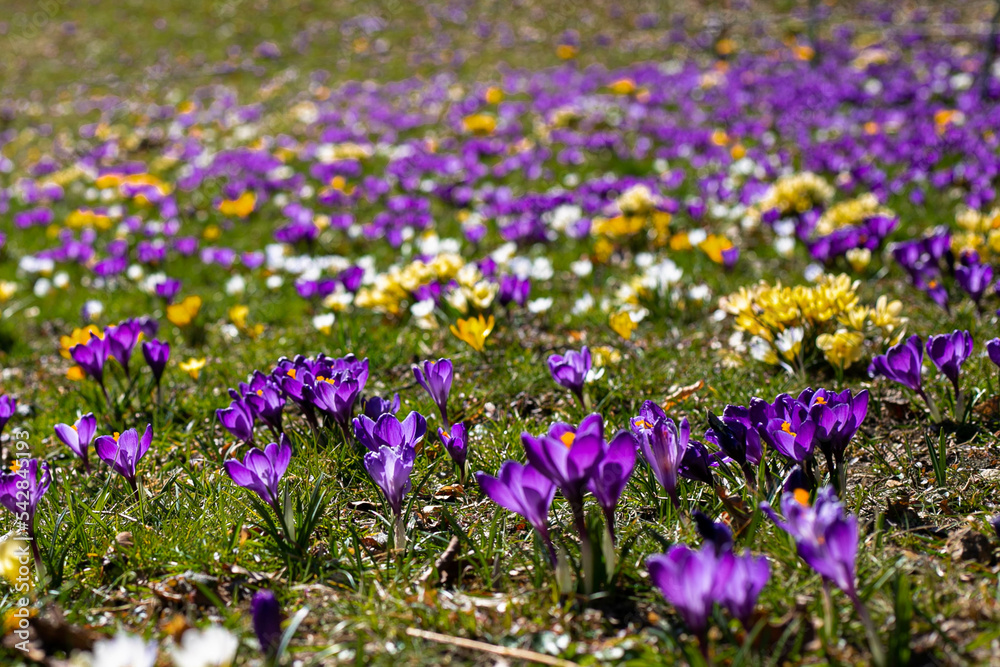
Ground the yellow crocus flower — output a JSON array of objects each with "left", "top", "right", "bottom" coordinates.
[
  {"left": 179, "top": 357, "right": 206, "bottom": 379},
  {"left": 450, "top": 314, "right": 495, "bottom": 352},
  {"left": 166, "top": 295, "right": 203, "bottom": 327}
]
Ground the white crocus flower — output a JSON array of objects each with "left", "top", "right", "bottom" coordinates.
[
  {"left": 570, "top": 258, "right": 593, "bottom": 277},
  {"left": 775, "top": 327, "right": 804, "bottom": 361},
  {"left": 170, "top": 626, "right": 239, "bottom": 667},
  {"left": 85, "top": 633, "right": 158, "bottom": 667},
  {"left": 573, "top": 293, "right": 595, "bottom": 314},
  {"left": 33, "top": 278, "right": 52, "bottom": 297},
  {"left": 225, "top": 275, "right": 246, "bottom": 296},
  {"left": 444, "top": 288, "right": 469, "bottom": 314},
  {"left": 527, "top": 297, "right": 553, "bottom": 313},
  {"left": 312, "top": 313, "right": 335, "bottom": 335},
  {"left": 749, "top": 336, "right": 779, "bottom": 365}
]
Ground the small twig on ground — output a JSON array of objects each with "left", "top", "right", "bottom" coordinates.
[{"left": 405, "top": 627, "right": 578, "bottom": 666}]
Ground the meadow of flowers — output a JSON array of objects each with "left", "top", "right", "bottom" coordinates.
[{"left": 3, "top": 1, "right": 1000, "bottom": 665}]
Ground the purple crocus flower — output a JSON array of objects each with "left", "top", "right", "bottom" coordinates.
[
  {"left": 926, "top": 330, "right": 973, "bottom": 399},
  {"left": 721, "top": 246, "right": 739, "bottom": 270},
  {"left": 363, "top": 394, "right": 400, "bottom": 420},
  {"left": 636, "top": 415, "right": 690, "bottom": 507},
  {"left": 155, "top": 277, "right": 182, "bottom": 303},
  {"left": 136, "top": 315, "right": 159, "bottom": 341},
  {"left": 476, "top": 461, "right": 557, "bottom": 564},
  {"left": 105, "top": 319, "right": 141, "bottom": 378},
  {"left": 587, "top": 429, "right": 636, "bottom": 542},
  {"left": 762, "top": 484, "right": 883, "bottom": 660},
  {"left": 630, "top": 400, "right": 666, "bottom": 436},
  {"left": 224, "top": 434, "right": 292, "bottom": 512},
  {"left": 217, "top": 398, "right": 256, "bottom": 444},
  {"left": 142, "top": 339, "right": 170, "bottom": 386},
  {"left": 987, "top": 338, "right": 1000, "bottom": 368},
  {"left": 763, "top": 415, "right": 816, "bottom": 463},
  {"left": 719, "top": 549, "right": 770, "bottom": 629},
  {"left": 955, "top": 262, "right": 992, "bottom": 306},
  {"left": 869, "top": 334, "right": 924, "bottom": 393},
  {"left": 244, "top": 382, "right": 285, "bottom": 436},
  {"left": 438, "top": 422, "right": 468, "bottom": 472},
  {"left": 647, "top": 544, "right": 727, "bottom": 637},
  {"left": 498, "top": 275, "right": 530, "bottom": 307},
  {"left": 693, "top": 511, "right": 734, "bottom": 554},
  {"left": 689, "top": 516, "right": 768, "bottom": 631},
  {"left": 800, "top": 389, "right": 869, "bottom": 458},
  {"left": 522, "top": 413, "right": 605, "bottom": 507},
  {"left": 94, "top": 424, "right": 153, "bottom": 492},
  {"left": 251, "top": 589, "right": 283, "bottom": 656},
  {"left": 0, "top": 395, "right": 15, "bottom": 439},
  {"left": 70, "top": 335, "right": 108, "bottom": 385},
  {"left": 412, "top": 359, "right": 453, "bottom": 426},
  {"left": 547, "top": 346, "right": 591, "bottom": 404},
  {"left": 760, "top": 486, "right": 857, "bottom": 595},
  {"left": 678, "top": 440, "right": 715, "bottom": 486},
  {"left": 705, "top": 408, "right": 761, "bottom": 485},
  {"left": 54, "top": 412, "right": 97, "bottom": 473},
  {"left": 353, "top": 411, "right": 427, "bottom": 452},
  {"left": 363, "top": 443, "right": 416, "bottom": 545},
  {"left": 913, "top": 266, "right": 950, "bottom": 312},
  {"left": 312, "top": 376, "right": 362, "bottom": 430}
]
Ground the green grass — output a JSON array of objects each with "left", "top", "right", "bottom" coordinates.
[{"left": 1, "top": 1, "right": 1000, "bottom": 665}]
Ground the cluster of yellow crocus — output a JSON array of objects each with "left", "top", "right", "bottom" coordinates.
[
  {"left": 94, "top": 172, "right": 173, "bottom": 197},
  {"left": 59, "top": 325, "right": 102, "bottom": 358},
  {"left": 591, "top": 185, "right": 674, "bottom": 257},
  {"left": 952, "top": 206, "right": 1000, "bottom": 259},
  {"left": 462, "top": 113, "right": 497, "bottom": 135},
  {"left": 814, "top": 193, "right": 893, "bottom": 236},
  {"left": 720, "top": 274, "right": 905, "bottom": 372},
  {"left": 217, "top": 192, "right": 257, "bottom": 218},
  {"left": 65, "top": 209, "right": 113, "bottom": 231},
  {"left": 354, "top": 253, "right": 466, "bottom": 316},
  {"left": 751, "top": 172, "right": 834, "bottom": 220},
  {"left": 443, "top": 264, "right": 498, "bottom": 314}
]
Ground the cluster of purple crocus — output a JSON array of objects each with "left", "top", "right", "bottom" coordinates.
[
  {"left": 51, "top": 412, "right": 153, "bottom": 495},
  {"left": 869, "top": 330, "right": 974, "bottom": 421},
  {"left": 217, "top": 353, "right": 369, "bottom": 444},
  {"left": 647, "top": 513, "right": 769, "bottom": 651},
  {"left": 221, "top": 354, "right": 468, "bottom": 550},
  {"left": 809, "top": 213, "right": 898, "bottom": 265},
  {"left": 624, "top": 386, "right": 867, "bottom": 502},
  {"left": 891, "top": 229, "right": 996, "bottom": 312},
  {"left": 477, "top": 413, "right": 636, "bottom": 590},
  {"left": 69, "top": 317, "right": 169, "bottom": 406}
]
